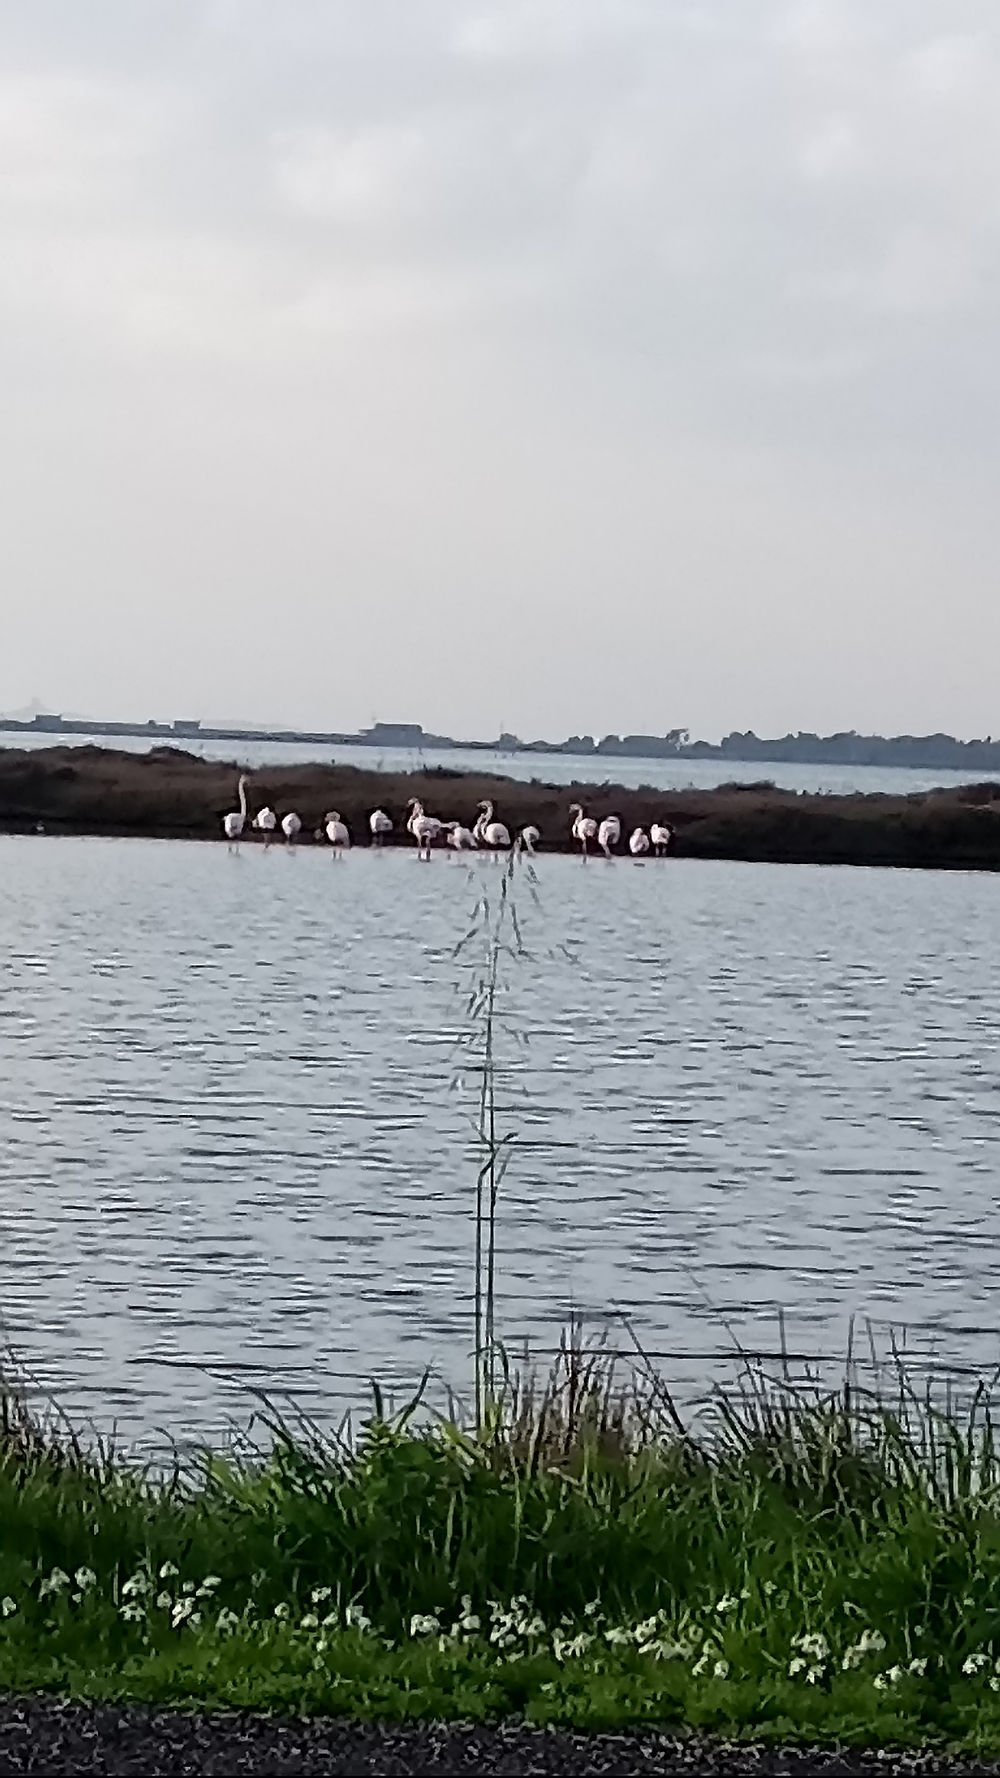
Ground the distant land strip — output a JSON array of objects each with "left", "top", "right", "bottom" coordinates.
[
  {"left": 3, "top": 715, "right": 1000, "bottom": 774},
  {"left": 3, "top": 744, "right": 1000, "bottom": 871}
]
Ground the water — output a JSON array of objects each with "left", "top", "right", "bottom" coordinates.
[
  {"left": 1, "top": 833, "right": 999, "bottom": 1452},
  {"left": 3, "top": 726, "right": 998, "bottom": 798}
]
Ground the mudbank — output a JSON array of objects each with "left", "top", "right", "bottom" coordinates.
[{"left": 2, "top": 744, "right": 1000, "bottom": 870}]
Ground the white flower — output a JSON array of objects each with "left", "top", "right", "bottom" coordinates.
[
  {"left": 198, "top": 1577, "right": 221, "bottom": 1594},
  {"left": 793, "top": 1631, "right": 829, "bottom": 1661},
  {"left": 788, "top": 1656, "right": 806, "bottom": 1677},
  {"left": 74, "top": 1569, "right": 96, "bottom": 1592},
  {"left": 301, "top": 1614, "right": 319, "bottom": 1630},
  {"left": 1, "top": 1598, "right": 16, "bottom": 1618},
  {"left": 409, "top": 1612, "right": 440, "bottom": 1638},
  {"left": 859, "top": 1629, "right": 886, "bottom": 1654},
  {"left": 159, "top": 1563, "right": 178, "bottom": 1580},
  {"left": 311, "top": 1587, "right": 332, "bottom": 1605},
  {"left": 713, "top": 1659, "right": 729, "bottom": 1680},
  {"left": 216, "top": 1609, "right": 240, "bottom": 1634},
  {"left": 38, "top": 1569, "right": 70, "bottom": 1600},
  {"left": 344, "top": 1603, "right": 371, "bottom": 1632},
  {"left": 604, "top": 1626, "right": 633, "bottom": 1647},
  {"left": 120, "top": 1602, "right": 144, "bottom": 1622},
  {"left": 990, "top": 1677, "right": 1000, "bottom": 1694},
  {"left": 122, "top": 1574, "right": 150, "bottom": 1598},
  {"left": 715, "top": 1594, "right": 738, "bottom": 1614},
  {"left": 963, "top": 1653, "right": 990, "bottom": 1676},
  {"left": 273, "top": 1603, "right": 290, "bottom": 1622},
  {"left": 873, "top": 1674, "right": 889, "bottom": 1692},
  {"left": 155, "top": 1592, "right": 172, "bottom": 1610},
  {"left": 908, "top": 1658, "right": 927, "bottom": 1677},
  {"left": 885, "top": 1665, "right": 904, "bottom": 1684},
  {"left": 806, "top": 1665, "right": 824, "bottom": 1685},
  {"left": 171, "top": 1599, "right": 193, "bottom": 1627}
]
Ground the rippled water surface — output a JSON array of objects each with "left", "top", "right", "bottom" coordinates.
[{"left": 1, "top": 835, "right": 998, "bottom": 1448}]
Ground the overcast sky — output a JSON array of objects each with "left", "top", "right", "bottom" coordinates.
[{"left": 1, "top": 0, "right": 998, "bottom": 741}]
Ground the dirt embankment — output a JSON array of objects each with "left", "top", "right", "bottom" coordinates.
[{"left": 2, "top": 744, "right": 1000, "bottom": 870}]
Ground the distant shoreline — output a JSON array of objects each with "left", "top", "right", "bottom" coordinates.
[
  {"left": 3, "top": 741, "right": 1000, "bottom": 871},
  {"left": 3, "top": 718, "right": 1000, "bottom": 777}
]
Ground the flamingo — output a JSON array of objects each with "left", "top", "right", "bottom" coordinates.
[
  {"left": 518, "top": 825, "right": 540, "bottom": 855},
  {"left": 447, "top": 821, "right": 478, "bottom": 853},
  {"left": 650, "top": 822, "right": 674, "bottom": 857},
  {"left": 474, "top": 801, "right": 511, "bottom": 849},
  {"left": 598, "top": 815, "right": 621, "bottom": 859},
  {"left": 324, "top": 811, "right": 350, "bottom": 854},
  {"left": 223, "top": 775, "right": 250, "bottom": 848},
  {"left": 407, "top": 798, "right": 443, "bottom": 860},
  {"left": 568, "top": 803, "right": 598, "bottom": 859},
  {"left": 254, "top": 805, "right": 277, "bottom": 846},
  {"left": 369, "top": 809, "right": 393, "bottom": 846},
  {"left": 629, "top": 827, "right": 650, "bottom": 857},
  {"left": 281, "top": 811, "right": 302, "bottom": 845}
]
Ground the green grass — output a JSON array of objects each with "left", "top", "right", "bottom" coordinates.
[{"left": 3, "top": 1340, "right": 1000, "bottom": 1753}]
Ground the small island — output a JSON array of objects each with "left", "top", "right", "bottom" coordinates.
[{"left": 2, "top": 743, "right": 1000, "bottom": 870}]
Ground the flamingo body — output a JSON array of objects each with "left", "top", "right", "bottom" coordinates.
[
  {"left": 281, "top": 812, "right": 302, "bottom": 844},
  {"left": 223, "top": 775, "right": 250, "bottom": 844},
  {"left": 447, "top": 823, "right": 478, "bottom": 851},
  {"left": 474, "top": 801, "right": 511, "bottom": 849},
  {"left": 407, "top": 800, "right": 442, "bottom": 859},
  {"left": 369, "top": 809, "right": 393, "bottom": 844},
  {"left": 568, "top": 803, "right": 598, "bottom": 858},
  {"left": 629, "top": 827, "right": 650, "bottom": 857},
  {"left": 519, "top": 825, "right": 540, "bottom": 854},
  {"left": 324, "top": 812, "right": 350, "bottom": 850},
  {"left": 598, "top": 815, "right": 621, "bottom": 858},
  {"left": 650, "top": 822, "right": 674, "bottom": 857}
]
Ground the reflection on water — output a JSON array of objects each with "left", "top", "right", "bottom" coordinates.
[{"left": 1, "top": 834, "right": 999, "bottom": 1449}]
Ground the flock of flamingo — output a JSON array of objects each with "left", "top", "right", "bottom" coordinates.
[{"left": 222, "top": 776, "right": 675, "bottom": 861}]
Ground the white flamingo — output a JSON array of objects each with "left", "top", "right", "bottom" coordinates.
[
  {"left": 568, "top": 803, "right": 598, "bottom": 859},
  {"left": 281, "top": 811, "right": 302, "bottom": 845},
  {"left": 223, "top": 775, "right": 250, "bottom": 847},
  {"left": 369, "top": 809, "right": 393, "bottom": 846},
  {"left": 518, "top": 825, "right": 540, "bottom": 855},
  {"left": 629, "top": 827, "right": 650, "bottom": 857},
  {"left": 254, "top": 805, "right": 277, "bottom": 846},
  {"left": 598, "top": 815, "right": 621, "bottom": 859},
  {"left": 407, "top": 798, "right": 443, "bottom": 861},
  {"left": 474, "top": 801, "right": 511, "bottom": 849},
  {"left": 324, "top": 811, "right": 350, "bottom": 854},
  {"left": 650, "top": 822, "right": 674, "bottom": 857},
  {"left": 447, "top": 821, "right": 478, "bottom": 853}
]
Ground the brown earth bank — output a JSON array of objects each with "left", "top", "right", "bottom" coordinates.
[{"left": 3, "top": 744, "right": 1000, "bottom": 871}]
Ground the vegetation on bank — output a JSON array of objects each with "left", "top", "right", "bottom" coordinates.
[
  {"left": 3, "top": 1340, "right": 1000, "bottom": 1755},
  {"left": 3, "top": 741, "right": 1000, "bottom": 867}
]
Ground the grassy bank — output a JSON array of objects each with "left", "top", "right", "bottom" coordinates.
[
  {"left": 3, "top": 741, "right": 1000, "bottom": 867},
  {"left": 3, "top": 1344, "right": 1000, "bottom": 1756}
]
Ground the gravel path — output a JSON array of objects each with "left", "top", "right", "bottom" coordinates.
[{"left": 0, "top": 1700, "right": 993, "bottom": 1777}]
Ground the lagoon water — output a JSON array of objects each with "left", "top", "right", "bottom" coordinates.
[
  {"left": 1, "top": 833, "right": 999, "bottom": 1450},
  {"left": 4, "top": 725, "right": 1000, "bottom": 799}
]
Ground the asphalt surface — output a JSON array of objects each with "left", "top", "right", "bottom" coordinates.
[{"left": 0, "top": 1701, "right": 994, "bottom": 1777}]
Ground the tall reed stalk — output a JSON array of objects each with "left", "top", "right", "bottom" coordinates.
[{"left": 454, "top": 847, "right": 532, "bottom": 1432}]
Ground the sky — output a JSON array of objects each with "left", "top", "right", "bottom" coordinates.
[{"left": 1, "top": 0, "right": 999, "bottom": 743}]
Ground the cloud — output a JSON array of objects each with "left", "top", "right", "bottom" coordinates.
[{"left": 0, "top": 0, "right": 998, "bottom": 736}]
